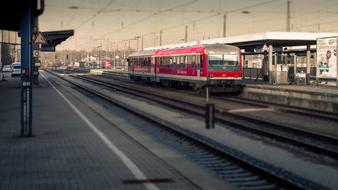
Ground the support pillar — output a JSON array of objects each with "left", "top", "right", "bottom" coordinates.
[
  {"left": 263, "top": 48, "right": 268, "bottom": 81},
  {"left": 268, "top": 44, "right": 273, "bottom": 84},
  {"left": 306, "top": 44, "right": 311, "bottom": 85},
  {"left": 20, "top": 3, "right": 35, "bottom": 137},
  {"left": 293, "top": 54, "right": 297, "bottom": 83},
  {"left": 336, "top": 38, "right": 338, "bottom": 87}
]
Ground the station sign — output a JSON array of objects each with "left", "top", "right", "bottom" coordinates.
[
  {"left": 34, "top": 32, "right": 47, "bottom": 44},
  {"left": 40, "top": 45, "right": 56, "bottom": 52},
  {"left": 33, "top": 50, "right": 39, "bottom": 57}
]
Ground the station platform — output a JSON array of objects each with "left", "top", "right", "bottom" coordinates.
[
  {"left": 0, "top": 75, "right": 232, "bottom": 190},
  {"left": 241, "top": 80, "right": 338, "bottom": 113}
]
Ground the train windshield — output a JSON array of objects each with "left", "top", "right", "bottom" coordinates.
[{"left": 207, "top": 54, "right": 240, "bottom": 72}]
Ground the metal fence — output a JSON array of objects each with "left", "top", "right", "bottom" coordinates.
[{"left": 243, "top": 68, "right": 264, "bottom": 80}]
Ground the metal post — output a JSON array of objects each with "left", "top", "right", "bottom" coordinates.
[
  {"left": 287, "top": 0, "right": 291, "bottom": 32},
  {"left": 293, "top": 54, "right": 297, "bottom": 83},
  {"left": 275, "top": 52, "right": 278, "bottom": 84},
  {"left": 205, "top": 104, "right": 215, "bottom": 129},
  {"left": 113, "top": 49, "right": 116, "bottom": 70},
  {"left": 263, "top": 48, "right": 268, "bottom": 81},
  {"left": 336, "top": 37, "right": 338, "bottom": 87},
  {"left": 206, "top": 75, "right": 210, "bottom": 102},
  {"left": 268, "top": 44, "right": 273, "bottom": 84},
  {"left": 184, "top": 25, "right": 188, "bottom": 42},
  {"left": 136, "top": 38, "right": 139, "bottom": 51},
  {"left": 223, "top": 13, "right": 227, "bottom": 37},
  {"left": 20, "top": 4, "right": 34, "bottom": 137},
  {"left": 242, "top": 54, "right": 246, "bottom": 80},
  {"left": 306, "top": 44, "right": 311, "bottom": 85},
  {"left": 160, "top": 30, "right": 163, "bottom": 46},
  {"left": 141, "top": 36, "right": 143, "bottom": 50}
]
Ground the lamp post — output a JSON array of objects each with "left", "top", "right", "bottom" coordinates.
[
  {"left": 96, "top": 45, "right": 102, "bottom": 68},
  {"left": 115, "top": 55, "right": 119, "bottom": 70}
]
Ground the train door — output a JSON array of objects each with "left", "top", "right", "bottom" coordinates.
[
  {"left": 196, "top": 55, "right": 201, "bottom": 78},
  {"left": 151, "top": 57, "right": 155, "bottom": 81},
  {"left": 155, "top": 57, "right": 160, "bottom": 82}
]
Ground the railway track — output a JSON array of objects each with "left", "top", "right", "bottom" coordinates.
[
  {"left": 220, "top": 96, "right": 338, "bottom": 122},
  {"left": 73, "top": 74, "right": 338, "bottom": 160},
  {"left": 99, "top": 70, "right": 338, "bottom": 122},
  {"left": 45, "top": 70, "right": 328, "bottom": 190}
]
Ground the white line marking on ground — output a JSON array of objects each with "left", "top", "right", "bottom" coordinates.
[
  {"left": 228, "top": 108, "right": 274, "bottom": 113},
  {"left": 41, "top": 72, "right": 160, "bottom": 190}
]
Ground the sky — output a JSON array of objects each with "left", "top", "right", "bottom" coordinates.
[{"left": 39, "top": 0, "right": 338, "bottom": 51}]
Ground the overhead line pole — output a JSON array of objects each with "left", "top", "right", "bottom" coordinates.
[
  {"left": 287, "top": 0, "right": 291, "bottom": 32},
  {"left": 184, "top": 25, "right": 188, "bottom": 42},
  {"left": 160, "top": 30, "right": 163, "bottom": 46},
  {"left": 223, "top": 13, "right": 227, "bottom": 37}
]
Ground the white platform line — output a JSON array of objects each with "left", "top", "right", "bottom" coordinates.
[
  {"left": 41, "top": 72, "right": 159, "bottom": 190},
  {"left": 228, "top": 108, "right": 274, "bottom": 113}
]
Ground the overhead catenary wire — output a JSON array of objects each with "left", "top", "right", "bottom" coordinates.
[
  {"left": 74, "top": 0, "right": 115, "bottom": 30},
  {"left": 98, "top": 0, "right": 199, "bottom": 39}
]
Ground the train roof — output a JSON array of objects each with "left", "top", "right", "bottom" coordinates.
[
  {"left": 129, "top": 44, "right": 239, "bottom": 57},
  {"left": 128, "top": 50, "right": 153, "bottom": 57}
]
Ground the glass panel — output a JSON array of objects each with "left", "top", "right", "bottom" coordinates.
[{"left": 208, "top": 54, "right": 240, "bottom": 72}]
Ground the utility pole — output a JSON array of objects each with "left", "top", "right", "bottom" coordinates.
[
  {"left": 223, "top": 13, "right": 227, "bottom": 37},
  {"left": 184, "top": 25, "right": 188, "bottom": 42},
  {"left": 287, "top": 0, "right": 291, "bottom": 32},
  {"left": 128, "top": 39, "right": 131, "bottom": 50},
  {"left": 160, "top": 30, "right": 163, "bottom": 46},
  {"left": 141, "top": 36, "right": 143, "bottom": 50},
  {"left": 152, "top": 32, "right": 156, "bottom": 46},
  {"left": 136, "top": 37, "right": 139, "bottom": 51}
]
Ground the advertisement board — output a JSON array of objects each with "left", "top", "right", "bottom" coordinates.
[{"left": 316, "top": 37, "right": 337, "bottom": 80}]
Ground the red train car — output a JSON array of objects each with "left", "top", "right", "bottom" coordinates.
[{"left": 128, "top": 44, "right": 243, "bottom": 94}]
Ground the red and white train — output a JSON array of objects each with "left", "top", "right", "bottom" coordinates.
[{"left": 127, "top": 44, "right": 243, "bottom": 94}]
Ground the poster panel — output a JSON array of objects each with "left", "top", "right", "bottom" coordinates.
[{"left": 316, "top": 37, "right": 337, "bottom": 79}]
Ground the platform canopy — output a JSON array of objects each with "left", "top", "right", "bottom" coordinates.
[
  {"left": 201, "top": 32, "right": 338, "bottom": 48},
  {"left": 145, "top": 32, "right": 338, "bottom": 51},
  {"left": 40, "top": 30, "right": 74, "bottom": 52}
]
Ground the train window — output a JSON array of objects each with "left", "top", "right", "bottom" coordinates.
[
  {"left": 208, "top": 54, "right": 239, "bottom": 71},
  {"left": 134, "top": 58, "right": 138, "bottom": 67},
  {"left": 169, "top": 57, "right": 172, "bottom": 67},
  {"left": 187, "top": 56, "right": 192, "bottom": 64},
  {"left": 165, "top": 57, "right": 169, "bottom": 68},
  {"left": 144, "top": 57, "right": 148, "bottom": 66}
]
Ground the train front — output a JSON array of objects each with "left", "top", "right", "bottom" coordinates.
[{"left": 202, "top": 44, "right": 243, "bottom": 94}]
